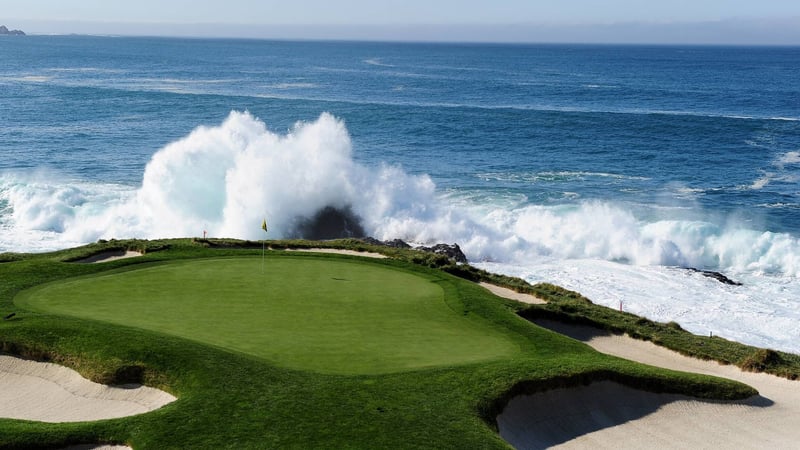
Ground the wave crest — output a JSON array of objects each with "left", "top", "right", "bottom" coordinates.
[{"left": 2, "top": 111, "right": 799, "bottom": 278}]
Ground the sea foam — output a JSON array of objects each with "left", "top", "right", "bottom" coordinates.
[
  {"left": 1, "top": 111, "right": 439, "bottom": 247},
  {"left": 3, "top": 111, "right": 800, "bottom": 276}
]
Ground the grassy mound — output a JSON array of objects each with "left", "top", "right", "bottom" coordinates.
[{"left": 0, "top": 239, "right": 757, "bottom": 449}]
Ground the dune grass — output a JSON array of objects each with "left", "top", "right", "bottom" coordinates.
[{"left": 0, "top": 240, "right": 757, "bottom": 449}]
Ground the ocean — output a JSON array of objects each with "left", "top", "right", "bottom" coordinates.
[{"left": 1, "top": 36, "right": 799, "bottom": 353}]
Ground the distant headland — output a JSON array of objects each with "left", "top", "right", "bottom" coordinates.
[{"left": 0, "top": 25, "right": 26, "bottom": 36}]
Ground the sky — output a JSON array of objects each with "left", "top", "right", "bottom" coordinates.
[{"left": 4, "top": 0, "right": 800, "bottom": 44}]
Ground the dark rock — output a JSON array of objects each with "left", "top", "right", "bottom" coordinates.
[
  {"left": 359, "top": 237, "right": 412, "bottom": 249},
  {"left": 0, "top": 26, "right": 26, "bottom": 36},
  {"left": 290, "top": 205, "right": 366, "bottom": 240},
  {"left": 418, "top": 243, "right": 468, "bottom": 264},
  {"left": 688, "top": 268, "right": 742, "bottom": 286},
  {"left": 384, "top": 239, "right": 412, "bottom": 249},
  {"left": 359, "top": 238, "right": 467, "bottom": 263},
  {"left": 360, "top": 237, "right": 385, "bottom": 246}
]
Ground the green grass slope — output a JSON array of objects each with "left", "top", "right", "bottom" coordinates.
[{"left": 0, "top": 240, "right": 757, "bottom": 449}]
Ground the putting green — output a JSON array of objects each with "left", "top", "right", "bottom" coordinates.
[{"left": 17, "top": 256, "right": 520, "bottom": 374}]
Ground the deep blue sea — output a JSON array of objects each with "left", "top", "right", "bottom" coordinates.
[{"left": 2, "top": 36, "right": 799, "bottom": 352}]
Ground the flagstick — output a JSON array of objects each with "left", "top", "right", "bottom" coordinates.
[{"left": 260, "top": 217, "right": 268, "bottom": 274}]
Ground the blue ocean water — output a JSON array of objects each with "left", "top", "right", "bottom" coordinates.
[{"left": 2, "top": 36, "right": 799, "bottom": 351}]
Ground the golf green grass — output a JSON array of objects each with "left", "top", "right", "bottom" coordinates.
[{"left": 17, "top": 256, "right": 520, "bottom": 374}]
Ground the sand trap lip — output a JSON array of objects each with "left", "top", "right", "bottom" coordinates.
[
  {"left": 0, "top": 355, "right": 175, "bottom": 423},
  {"left": 498, "top": 320, "right": 800, "bottom": 449},
  {"left": 75, "top": 250, "right": 143, "bottom": 264},
  {"left": 479, "top": 283, "right": 545, "bottom": 305},
  {"left": 285, "top": 248, "right": 387, "bottom": 259}
]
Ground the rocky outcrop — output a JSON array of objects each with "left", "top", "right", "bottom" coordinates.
[
  {"left": 361, "top": 237, "right": 411, "bottom": 249},
  {"left": 688, "top": 268, "right": 742, "bottom": 286},
  {"left": 362, "top": 238, "right": 468, "bottom": 263},
  {"left": 0, "top": 26, "right": 26, "bottom": 36},
  {"left": 291, "top": 206, "right": 366, "bottom": 240},
  {"left": 418, "top": 243, "right": 468, "bottom": 264}
]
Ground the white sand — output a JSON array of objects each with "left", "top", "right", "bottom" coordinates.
[
  {"left": 286, "top": 248, "right": 387, "bottom": 259},
  {"left": 76, "top": 250, "right": 143, "bottom": 264},
  {"left": 0, "top": 355, "right": 176, "bottom": 423},
  {"left": 81, "top": 248, "right": 386, "bottom": 263},
  {"left": 479, "top": 283, "right": 546, "bottom": 305},
  {"left": 498, "top": 321, "right": 800, "bottom": 449}
]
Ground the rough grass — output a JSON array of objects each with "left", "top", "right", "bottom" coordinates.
[{"left": 0, "top": 239, "right": 759, "bottom": 449}]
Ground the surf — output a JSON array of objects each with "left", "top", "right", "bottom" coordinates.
[{"left": 3, "top": 111, "right": 800, "bottom": 276}]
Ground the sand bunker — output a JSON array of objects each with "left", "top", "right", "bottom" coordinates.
[
  {"left": 498, "top": 321, "right": 800, "bottom": 449},
  {"left": 498, "top": 381, "right": 773, "bottom": 449},
  {"left": 286, "top": 248, "right": 387, "bottom": 259},
  {"left": 479, "top": 283, "right": 546, "bottom": 305},
  {"left": 0, "top": 355, "right": 175, "bottom": 423},
  {"left": 76, "top": 250, "right": 143, "bottom": 264}
]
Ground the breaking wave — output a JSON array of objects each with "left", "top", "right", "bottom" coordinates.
[
  {"left": 1, "top": 112, "right": 436, "bottom": 249},
  {"left": 2, "top": 111, "right": 800, "bottom": 279}
]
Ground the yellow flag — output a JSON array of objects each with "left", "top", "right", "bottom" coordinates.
[{"left": 261, "top": 218, "right": 268, "bottom": 233}]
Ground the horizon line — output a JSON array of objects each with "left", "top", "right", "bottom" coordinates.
[
  {"left": 16, "top": 33, "right": 800, "bottom": 49},
  {"left": 8, "top": 18, "right": 800, "bottom": 46}
]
